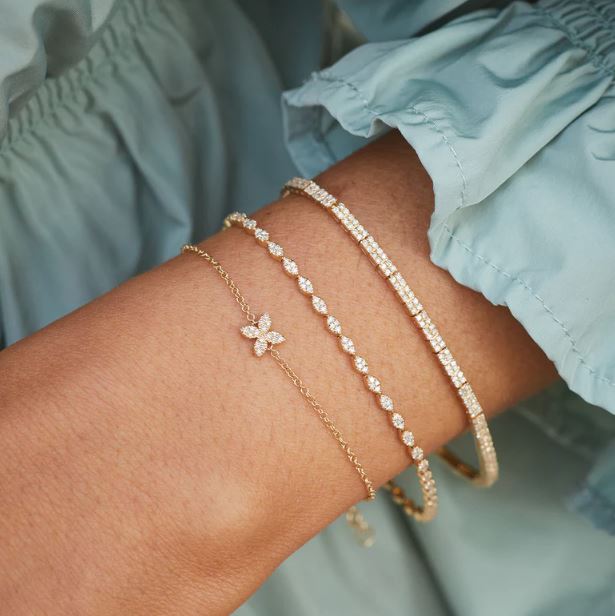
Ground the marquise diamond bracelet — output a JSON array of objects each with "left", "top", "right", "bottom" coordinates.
[{"left": 223, "top": 213, "right": 438, "bottom": 522}]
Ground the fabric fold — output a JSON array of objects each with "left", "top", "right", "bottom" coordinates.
[
  {"left": 283, "top": 0, "right": 615, "bottom": 418},
  {"left": 283, "top": 0, "right": 615, "bottom": 534}
]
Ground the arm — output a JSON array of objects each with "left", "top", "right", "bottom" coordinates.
[{"left": 0, "top": 132, "right": 556, "bottom": 615}]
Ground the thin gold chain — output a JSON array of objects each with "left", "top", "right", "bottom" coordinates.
[
  {"left": 269, "top": 348, "right": 375, "bottom": 500},
  {"left": 182, "top": 244, "right": 376, "bottom": 503},
  {"left": 183, "top": 245, "right": 258, "bottom": 324}
]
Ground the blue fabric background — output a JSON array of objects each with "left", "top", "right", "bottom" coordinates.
[{"left": 1, "top": 0, "right": 614, "bottom": 613}]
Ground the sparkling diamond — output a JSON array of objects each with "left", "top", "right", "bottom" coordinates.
[
  {"left": 298, "top": 276, "right": 313, "bottom": 294},
  {"left": 254, "top": 228, "right": 269, "bottom": 242},
  {"left": 437, "top": 349, "right": 466, "bottom": 388},
  {"left": 332, "top": 204, "right": 348, "bottom": 221},
  {"left": 266, "top": 331, "right": 285, "bottom": 344},
  {"left": 459, "top": 383, "right": 482, "bottom": 418},
  {"left": 311, "top": 296, "right": 328, "bottom": 315},
  {"left": 350, "top": 224, "right": 368, "bottom": 242},
  {"left": 360, "top": 235, "right": 397, "bottom": 276},
  {"left": 418, "top": 459, "right": 429, "bottom": 472},
  {"left": 253, "top": 338, "right": 267, "bottom": 356},
  {"left": 402, "top": 431, "right": 415, "bottom": 447},
  {"left": 430, "top": 336, "right": 446, "bottom": 353},
  {"left": 411, "top": 446, "right": 424, "bottom": 461},
  {"left": 242, "top": 218, "right": 257, "bottom": 231},
  {"left": 379, "top": 394, "right": 394, "bottom": 412},
  {"left": 415, "top": 311, "right": 445, "bottom": 352},
  {"left": 314, "top": 189, "right": 329, "bottom": 203},
  {"left": 282, "top": 257, "right": 299, "bottom": 277},
  {"left": 322, "top": 194, "right": 336, "bottom": 208},
  {"left": 366, "top": 375, "right": 381, "bottom": 393},
  {"left": 391, "top": 413, "right": 405, "bottom": 430},
  {"left": 267, "top": 242, "right": 283, "bottom": 258},
  {"left": 354, "top": 356, "right": 368, "bottom": 374},
  {"left": 240, "top": 313, "right": 285, "bottom": 357},
  {"left": 326, "top": 316, "right": 342, "bottom": 335},
  {"left": 225, "top": 211, "right": 244, "bottom": 226},
  {"left": 287, "top": 177, "right": 310, "bottom": 190},
  {"left": 340, "top": 336, "right": 355, "bottom": 354},
  {"left": 332, "top": 205, "right": 369, "bottom": 241}
]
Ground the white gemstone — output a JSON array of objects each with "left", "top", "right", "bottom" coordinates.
[
  {"left": 391, "top": 413, "right": 405, "bottom": 430},
  {"left": 402, "top": 431, "right": 415, "bottom": 447},
  {"left": 437, "top": 349, "right": 466, "bottom": 387},
  {"left": 326, "top": 316, "right": 342, "bottom": 335},
  {"left": 350, "top": 224, "right": 368, "bottom": 242},
  {"left": 366, "top": 375, "right": 381, "bottom": 393},
  {"left": 437, "top": 348, "right": 452, "bottom": 365},
  {"left": 473, "top": 414, "right": 487, "bottom": 433},
  {"left": 379, "top": 394, "right": 394, "bottom": 412},
  {"left": 253, "top": 338, "right": 268, "bottom": 357},
  {"left": 298, "top": 276, "right": 313, "bottom": 294},
  {"left": 265, "top": 331, "right": 285, "bottom": 345},
  {"left": 311, "top": 296, "right": 328, "bottom": 315},
  {"left": 315, "top": 189, "right": 330, "bottom": 203},
  {"left": 430, "top": 336, "right": 446, "bottom": 353},
  {"left": 354, "top": 356, "right": 368, "bottom": 374},
  {"left": 459, "top": 383, "right": 482, "bottom": 417},
  {"left": 267, "top": 242, "right": 283, "bottom": 258},
  {"left": 340, "top": 336, "right": 355, "bottom": 354},
  {"left": 418, "top": 459, "right": 429, "bottom": 472},
  {"left": 254, "top": 228, "right": 269, "bottom": 242},
  {"left": 288, "top": 177, "right": 310, "bottom": 190},
  {"left": 258, "top": 313, "right": 272, "bottom": 332},
  {"left": 240, "top": 325, "right": 260, "bottom": 339},
  {"left": 225, "top": 211, "right": 244, "bottom": 226},
  {"left": 411, "top": 446, "right": 424, "bottom": 461},
  {"left": 360, "top": 235, "right": 396, "bottom": 276},
  {"left": 282, "top": 257, "right": 299, "bottom": 277},
  {"left": 242, "top": 218, "right": 257, "bottom": 231}
]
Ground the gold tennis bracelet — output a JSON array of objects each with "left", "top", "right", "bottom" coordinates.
[
  {"left": 282, "top": 177, "right": 499, "bottom": 488},
  {"left": 223, "top": 213, "right": 438, "bottom": 522}
]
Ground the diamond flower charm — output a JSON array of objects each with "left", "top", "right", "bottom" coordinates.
[{"left": 241, "top": 313, "right": 285, "bottom": 357}]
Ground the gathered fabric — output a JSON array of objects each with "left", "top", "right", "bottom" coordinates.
[{"left": 1, "top": 1, "right": 615, "bottom": 614}]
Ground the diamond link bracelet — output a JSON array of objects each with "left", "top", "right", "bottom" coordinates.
[
  {"left": 282, "top": 177, "right": 499, "bottom": 488},
  {"left": 223, "top": 213, "right": 438, "bottom": 522},
  {"left": 181, "top": 245, "right": 376, "bottom": 513}
]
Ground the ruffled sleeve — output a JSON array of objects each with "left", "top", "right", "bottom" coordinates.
[
  {"left": 0, "top": 0, "right": 116, "bottom": 139},
  {"left": 283, "top": 0, "right": 615, "bottom": 416}
]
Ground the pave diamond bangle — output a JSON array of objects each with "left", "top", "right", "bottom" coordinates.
[
  {"left": 282, "top": 177, "right": 499, "bottom": 488},
  {"left": 181, "top": 244, "right": 376, "bottom": 506},
  {"left": 223, "top": 213, "right": 438, "bottom": 522}
]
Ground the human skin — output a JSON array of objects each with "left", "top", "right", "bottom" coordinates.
[{"left": 0, "top": 131, "right": 557, "bottom": 615}]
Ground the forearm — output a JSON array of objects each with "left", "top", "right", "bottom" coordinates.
[{"left": 0, "top": 132, "right": 556, "bottom": 614}]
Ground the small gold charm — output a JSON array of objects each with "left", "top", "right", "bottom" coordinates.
[{"left": 240, "top": 313, "right": 285, "bottom": 357}]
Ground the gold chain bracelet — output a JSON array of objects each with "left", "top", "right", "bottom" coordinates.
[
  {"left": 181, "top": 245, "right": 376, "bottom": 544},
  {"left": 282, "top": 177, "right": 499, "bottom": 488},
  {"left": 222, "top": 214, "right": 438, "bottom": 522}
]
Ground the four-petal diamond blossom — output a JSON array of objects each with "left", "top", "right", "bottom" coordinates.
[{"left": 241, "top": 313, "right": 285, "bottom": 357}]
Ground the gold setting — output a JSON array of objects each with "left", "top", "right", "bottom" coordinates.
[
  {"left": 223, "top": 214, "right": 438, "bottom": 522},
  {"left": 182, "top": 244, "right": 376, "bottom": 502},
  {"left": 282, "top": 177, "right": 499, "bottom": 488}
]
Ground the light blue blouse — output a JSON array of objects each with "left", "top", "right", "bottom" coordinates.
[{"left": 1, "top": 0, "right": 615, "bottom": 613}]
